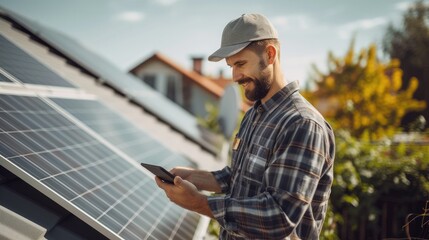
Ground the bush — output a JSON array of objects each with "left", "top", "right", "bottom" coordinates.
[{"left": 322, "top": 129, "right": 429, "bottom": 239}]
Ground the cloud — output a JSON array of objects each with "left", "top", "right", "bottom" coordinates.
[
  {"left": 337, "top": 17, "right": 387, "bottom": 39},
  {"left": 271, "top": 14, "right": 312, "bottom": 31},
  {"left": 395, "top": 1, "right": 413, "bottom": 11},
  {"left": 116, "top": 11, "right": 145, "bottom": 22},
  {"left": 153, "top": 0, "right": 180, "bottom": 6}
]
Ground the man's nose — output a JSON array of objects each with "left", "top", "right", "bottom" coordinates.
[{"left": 232, "top": 68, "right": 243, "bottom": 82}]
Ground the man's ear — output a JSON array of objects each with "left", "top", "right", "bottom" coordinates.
[{"left": 265, "top": 45, "right": 277, "bottom": 64}]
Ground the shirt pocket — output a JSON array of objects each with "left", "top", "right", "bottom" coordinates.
[{"left": 242, "top": 144, "right": 270, "bottom": 185}]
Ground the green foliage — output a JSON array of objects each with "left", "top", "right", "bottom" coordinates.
[
  {"left": 208, "top": 219, "right": 220, "bottom": 238},
  {"left": 321, "top": 129, "right": 429, "bottom": 239},
  {"left": 197, "top": 101, "right": 244, "bottom": 140},
  {"left": 197, "top": 102, "right": 221, "bottom": 134}
]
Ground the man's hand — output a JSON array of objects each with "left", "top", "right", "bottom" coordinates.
[
  {"left": 170, "top": 167, "right": 222, "bottom": 193},
  {"left": 155, "top": 175, "right": 214, "bottom": 218}
]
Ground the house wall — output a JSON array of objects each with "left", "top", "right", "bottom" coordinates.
[{"left": 191, "top": 85, "right": 217, "bottom": 118}]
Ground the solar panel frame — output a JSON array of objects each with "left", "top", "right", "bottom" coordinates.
[
  {"left": 0, "top": 93, "right": 201, "bottom": 240},
  {"left": 0, "top": 158, "right": 121, "bottom": 239},
  {"left": 0, "top": 9, "right": 209, "bottom": 238},
  {"left": 0, "top": 71, "right": 13, "bottom": 83}
]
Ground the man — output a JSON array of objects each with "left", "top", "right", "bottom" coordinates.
[{"left": 156, "top": 13, "right": 335, "bottom": 239}]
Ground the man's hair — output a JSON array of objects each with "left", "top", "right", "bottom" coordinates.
[{"left": 247, "top": 39, "right": 281, "bottom": 61}]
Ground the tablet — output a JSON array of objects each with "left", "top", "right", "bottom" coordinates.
[{"left": 141, "top": 163, "right": 175, "bottom": 184}]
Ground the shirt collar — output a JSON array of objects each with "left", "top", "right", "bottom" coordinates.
[{"left": 253, "top": 80, "right": 300, "bottom": 113}]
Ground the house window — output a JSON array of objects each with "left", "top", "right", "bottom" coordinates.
[
  {"left": 143, "top": 74, "right": 156, "bottom": 88},
  {"left": 166, "top": 75, "right": 177, "bottom": 102}
]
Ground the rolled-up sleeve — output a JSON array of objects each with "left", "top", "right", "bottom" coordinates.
[{"left": 211, "top": 166, "right": 232, "bottom": 193}]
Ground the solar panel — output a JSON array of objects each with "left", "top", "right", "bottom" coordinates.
[
  {"left": 0, "top": 35, "right": 76, "bottom": 88},
  {"left": 0, "top": 93, "right": 200, "bottom": 239},
  {"left": 0, "top": 9, "right": 218, "bottom": 154},
  {"left": 50, "top": 98, "right": 194, "bottom": 170}
]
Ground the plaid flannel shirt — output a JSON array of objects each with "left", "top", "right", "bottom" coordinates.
[{"left": 207, "top": 81, "right": 335, "bottom": 239}]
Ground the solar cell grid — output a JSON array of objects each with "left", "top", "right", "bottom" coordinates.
[
  {"left": 50, "top": 98, "right": 194, "bottom": 170},
  {"left": 0, "top": 35, "right": 75, "bottom": 88},
  {"left": 0, "top": 94, "right": 200, "bottom": 239}
]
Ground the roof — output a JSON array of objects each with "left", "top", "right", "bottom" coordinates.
[{"left": 210, "top": 76, "right": 234, "bottom": 89}]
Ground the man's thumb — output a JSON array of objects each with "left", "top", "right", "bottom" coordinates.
[{"left": 174, "top": 176, "right": 183, "bottom": 186}]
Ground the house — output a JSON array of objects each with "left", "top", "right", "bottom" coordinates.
[
  {"left": 0, "top": 6, "right": 224, "bottom": 240},
  {"left": 129, "top": 53, "right": 227, "bottom": 118}
]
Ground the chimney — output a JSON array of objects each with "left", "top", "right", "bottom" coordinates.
[
  {"left": 191, "top": 57, "right": 203, "bottom": 75},
  {"left": 218, "top": 69, "right": 224, "bottom": 79}
]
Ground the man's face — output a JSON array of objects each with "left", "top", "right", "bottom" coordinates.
[{"left": 226, "top": 48, "right": 272, "bottom": 102}]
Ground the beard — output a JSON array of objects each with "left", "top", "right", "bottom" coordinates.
[
  {"left": 241, "top": 59, "right": 271, "bottom": 101},
  {"left": 243, "top": 76, "right": 271, "bottom": 101}
]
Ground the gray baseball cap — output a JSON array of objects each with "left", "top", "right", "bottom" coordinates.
[{"left": 208, "top": 13, "right": 278, "bottom": 62}]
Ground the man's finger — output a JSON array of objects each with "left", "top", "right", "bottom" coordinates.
[{"left": 155, "top": 176, "right": 170, "bottom": 189}]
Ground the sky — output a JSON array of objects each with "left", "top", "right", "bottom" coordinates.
[{"left": 0, "top": 0, "right": 424, "bottom": 88}]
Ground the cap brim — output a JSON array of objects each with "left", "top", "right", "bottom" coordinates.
[{"left": 208, "top": 42, "right": 251, "bottom": 62}]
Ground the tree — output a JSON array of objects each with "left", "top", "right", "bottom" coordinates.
[
  {"left": 382, "top": 0, "right": 429, "bottom": 130},
  {"left": 305, "top": 41, "right": 426, "bottom": 140}
]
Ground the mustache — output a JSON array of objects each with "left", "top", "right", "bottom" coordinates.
[{"left": 236, "top": 77, "right": 253, "bottom": 85}]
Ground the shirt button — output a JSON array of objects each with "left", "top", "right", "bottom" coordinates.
[{"left": 257, "top": 106, "right": 263, "bottom": 113}]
